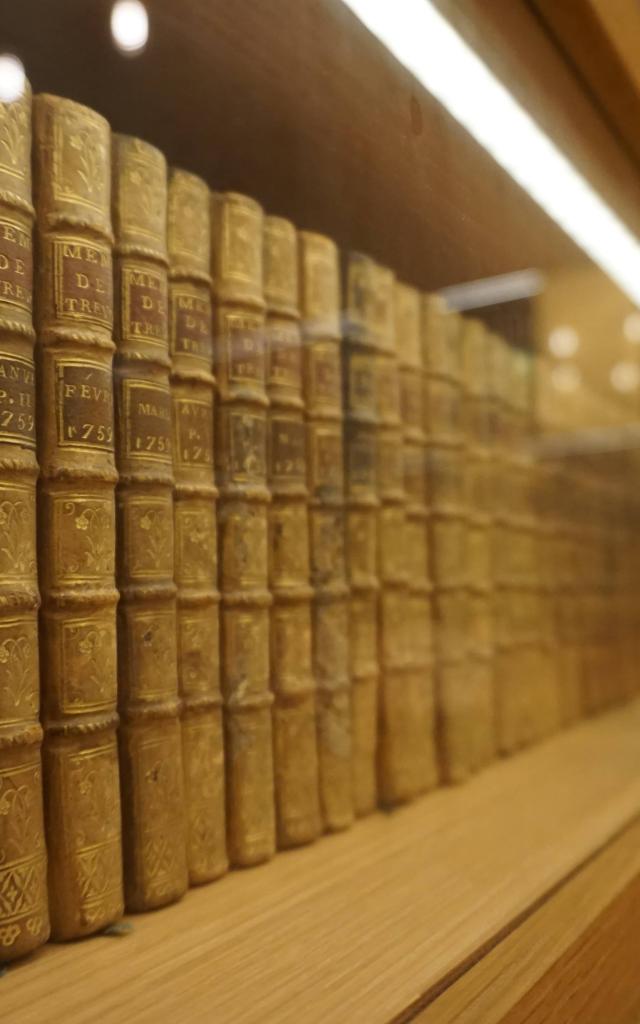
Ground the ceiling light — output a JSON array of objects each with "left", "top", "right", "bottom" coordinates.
[
  {"left": 623, "top": 312, "right": 640, "bottom": 343},
  {"left": 111, "top": 0, "right": 149, "bottom": 55},
  {"left": 548, "top": 326, "right": 579, "bottom": 359},
  {"left": 551, "top": 364, "right": 581, "bottom": 394},
  {"left": 0, "top": 54, "right": 25, "bottom": 103},
  {"left": 610, "top": 360, "right": 639, "bottom": 393},
  {"left": 340, "top": 0, "right": 640, "bottom": 306}
]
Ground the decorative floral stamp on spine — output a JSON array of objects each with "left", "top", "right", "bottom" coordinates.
[
  {"left": 344, "top": 253, "right": 380, "bottom": 816},
  {"left": 264, "top": 217, "right": 320, "bottom": 848},
  {"left": 0, "top": 81, "right": 50, "bottom": 962},
  {"left": 299, "top": 232, "right": 353, "bottom": 832},
  {"left": 33, "top": 94, "right": 123, "bottom": 939},
  {"left": 211, "top": 192, "right": 275, "bottom": 866},
  {"left": 112, "top": 136, "right": 187, "bottom": 911},
  {"left": 168, "top": 168, "right": 226, "bottom": 884},
  {"left": 394, "top": 282, "right": 438, "bottom": 799}
]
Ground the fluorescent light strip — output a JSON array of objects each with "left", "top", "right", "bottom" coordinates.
[
  {"left": 340, "top": 0, "right": 640, "bottom": 307},
  {"left": 440, "top": 269, "right": 545, "bottom": 310}
]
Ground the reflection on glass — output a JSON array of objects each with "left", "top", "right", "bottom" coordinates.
[
  {"left": 110, "top": 0, "right": 149, "bottom": 55},
  {"left": 0, "top": 53, "right": 25, "bottom": 102}
]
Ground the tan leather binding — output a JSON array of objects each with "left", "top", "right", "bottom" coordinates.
[
  {"left": 34, "top": 94, "right": 123, "bottom": 938},
  {"left": 211, "top": 191, "right": 275, "bottom": 866},
  {"left": 344, "top": 252, "right": 380, "bottom": 816},
  {"left": 0, "top": 81, "right": 49, "bottom": 960},
  {"left": 168, "top": 168, "right": 227, "bottom": 884},
  {"left": 299, "top": 231, "right": 353, "bottom": 832},
  {"left": 112, "top": 134, "right": 187, "bottom": 911},
  {"left": 264, "top": 216, "right": 320, "bottom": 848}
]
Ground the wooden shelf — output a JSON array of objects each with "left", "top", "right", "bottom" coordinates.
[{"left": 4, "top": 700, "right": 640, "bottom": 1023}]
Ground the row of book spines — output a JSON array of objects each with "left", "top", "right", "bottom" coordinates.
[{"left": 4, "top": 88, "right": 638, "bottom": 958}]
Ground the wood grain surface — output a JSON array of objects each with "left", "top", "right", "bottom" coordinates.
[
  {"left": 417, "top": 816, "right": 640, "bottom": 1023},
  {"left": 4, "top": 701, "right": 640, "bottom": 1024}
]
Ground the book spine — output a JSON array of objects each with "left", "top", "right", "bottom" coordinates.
[
  {"left": 580, "top": 470, "right": 608, "bottom": 713},
  {"left": 613, "top": 480, "right": 636, "bottom": 701},
  {"left": 513, "top": 348, "right": 560, "bottom": 740},
  {"left": 487, "top": 331, "right": 520, "bottom": 755},
  {"left": 299, "top": 231, "right": 353, "bottom": 832},
  {"left": 394, "top": 282, "right": 438, "bottom": 798},
  {"left": 421, "top": 297, "right": 470, "bottom": 783},
  {"left": 556, "top": 459, "right": 585, "bottom": 723},
  {"left": 112, "top": 135, "right": 187, "bottom": 911},
  {"left": 211, "top": 191, "right": 275, "bottom": 866},
  {"left": 264, "top": 216, "right": 320, "bottom": 848},
  {"left": 0, "top": 83, "right": 49, "bottom": 961},
  {"left": 344, "top": 253, "right": 380, "bottom": 816},
  {"left": 536, "top": 459, "right": 570, "bottom": 724},
  {"left": 168, "top": 168, "right": 226, "bottom": 883},
  {"left": 461, "top": 318, "right": 496, "bottom": 770},
  {"left": 33, "top": 94, "right": 123, "bottom": 939},
  {"left": 374, "top": 265, "right": 413, "bottom": 806}
]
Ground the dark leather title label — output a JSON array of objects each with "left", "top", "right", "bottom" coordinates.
[
  {"left": 174, "top": 396, "right": 213, "bottom": 467},
  {"left": 171, "top": 286, "right": 212, "bottom": 361},
  {"left": 400, "top": 376, "right": 422, "bottom": 430},
  {"left": 0, "top": 353, "right": 35, "bottom": 446},
  {"left": 228, "top": 410, "right": 266, "bottom": 481},
  {"left": 56, "top": 359, "right": 114, "bottom": 451},
  {"left": 348, "top": 428, "right": 376, "bottom": 489},
  {"left": 267, "top": 323, "right": 301, "bottom": 389},
  {"left": 122, "top": 265, "right": 167, "bottom": 345},
  {"left": 53, "top": 238, "right": 112, "bottom": 329},
  {"left": 309, "top": 344, "right": 340, "bottom": 406},
  {"left": 348, "top": 352, "right": 375, "bottom": 415},
  {"left": 0, "top": 218, "right": 32, "bottom": 314},
  {"left": 123, "top": 379, "right": 171, "bottom": 462},
  {"left": 270, "top": 418, "right": 305, "bottom": 481},
  {"left": 311, "top": 426, "right": 342, "bottom": 491},
  {"left": 224, "top": 313, "right": 264, "bottom": 383},
  {"left": 378, "top": 434, "right": 403, "bottom": 493},
  {"left": 376, "top": 363, "right": 400, "bottom": 422}
]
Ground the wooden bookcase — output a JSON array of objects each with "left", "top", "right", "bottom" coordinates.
[{"left": 3, "top": 3, "right": 640, "bottom": 1019}]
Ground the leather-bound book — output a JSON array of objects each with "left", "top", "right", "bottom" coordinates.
[
  {"left": 421, "top": 297, "right": 470, "bottom": 783},
  {"left": 374, "top": 263, "right": 410, "bottom": 806},
  {"left": 299, "top": 231, "right": 353, "bottom": 832},
  {"left": 580, "top": 469, "right": 607, "bottom": 713},
  {"left": 263, "top": 216, "right": 320, "bottom": 847},
  {"left": 112, "top": 135, "right": 187, "bottom": 910},
  {"left": 0, "top": 82, "right": 49, "bottom": 961},
  {"left": 210, "top": 192, "right": 275, "bottom": 866},
  {"left": 394, "top": 281, "right": 438, "bottom": 796},
  {"left": 460, "top": 317, "right": 496, "bottom": 769},
  {"left": 512, "top": 347, "right": 559, "bottom": 742},
  {"left": 344, "top": 252, "right": 380, "bottom": 815},
  {"left": 487, "top": 330, "right": 520, "bottom": 754},
  {"left": 614, "top": 479, "right": 637, "bottom": 701},
  {"left": 168, "top": 168, "right": 226, "bottom": 883},
  {"left": 556, "top": 459, "right": 585, "bottom": 723},
  {"left": 505, "top": 344, "right": 536, "bottom": 748},
  {"left": 34, "top": 95, "right": 123, "bottom": 938},
  {"left": 533, "top": 456, "right": 567, "bottom": 724}
]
